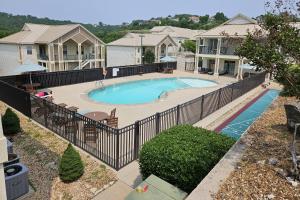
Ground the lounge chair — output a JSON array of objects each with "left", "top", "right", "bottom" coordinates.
[
  {"left": 284, "top": 104, "right": 300, "bottom": 133},
  {"left": 162, "top": 67, "right": 173, "bottom": 74},
  {"left": 219, "top": 70, "right": 228, "bottom": 76}
]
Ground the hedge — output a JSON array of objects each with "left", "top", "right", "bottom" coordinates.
[
  {"left": 139, "top": 125, "right": 235, "bottom": 193},
  {"left": 59, "top": 143, "right": 84, "bottom": 182},
  {"left": 2, "top": 108, "right": 21, "bottom": 135}
]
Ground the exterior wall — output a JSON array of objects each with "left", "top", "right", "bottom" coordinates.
[
  {"left": 0, "top": 43, "right": 20, "bottom": 76},
  {"left": 63, "top": 40, "right": 78, "bottom": 58},
  {"left": 21, "top": 44, "right": 38, "bottom": 64},
  {"left": 106, "top": 46, "right": 137, "bottom": 67}
]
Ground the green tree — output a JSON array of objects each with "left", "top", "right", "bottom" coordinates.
[
  {"left": 236, "top": 13, "right": 300, "bottom": 98},
  {"left": 59, "top": 143, "right": 84, "bottom": 182},
  {"left": 143, "top": 50, "right": 155, "bottom": 64},
  {"left": 2, "top": 108, "right": 21, "bottom": 135},
  {"left": 181, "top": 40, "right": 196, "bottom": 53},
  {"left": 214, "top": 12, "right": 228, "bottom": 22}
]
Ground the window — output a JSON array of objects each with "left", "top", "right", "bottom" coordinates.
[
  {"left": 26, "top": 46, "right": 32, "bottom": 55},
  {"left": 63, "top": 46, "right": 67, "bottom": 55},
  {"left": 137, "top": 48, "right": 140, "bottom": 53},
  {"left": 199, "top": 39, "right": 204, "bottom": 46}
]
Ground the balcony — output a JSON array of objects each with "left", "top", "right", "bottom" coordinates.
[
  {"left": 198, "top": 46, "right": 236, "bottom": 56},
  {"left": 199, "top": 46, "right": 217, "bottom": 54},
  {"left": 220, "top": 47, "right": 236, "bottom": 55},
  {"left": 37, "top": 54, "right": 49, "bottom": 61}
]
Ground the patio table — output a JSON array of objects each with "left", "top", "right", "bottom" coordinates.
[
  {"left": 125, "top": 175, "right": 187, "bottom": 200},
  {"left": 22, "top": 83, "right": 41, "bottom": 89},
  {"left": 68, "top": 106, "right": 79, "bottom": 112},
  {"left": 84, "top": 111, "right": 109, "bottom": 122},
  {"left": 57, "top": 103, "right": 67, "bottom": 108}
]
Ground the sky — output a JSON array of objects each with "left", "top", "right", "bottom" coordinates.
[{"left": 0, "top": 0, "right": 267, "bottom": 25}]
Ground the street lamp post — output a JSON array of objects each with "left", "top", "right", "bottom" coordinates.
[{"left": 139, "top": 34, "right": 145, "bottom": 65}]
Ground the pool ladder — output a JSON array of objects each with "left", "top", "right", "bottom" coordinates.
[
  {"left": 158, "top": 91, "right": 168, "bottom": 100},
  {"left": 95, "top": 80, "right": 104, "bottom": 87}
]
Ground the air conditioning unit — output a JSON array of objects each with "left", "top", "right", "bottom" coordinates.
[
  {"left": 5, "top": 163, "right": 29, "bottom": 200},
  {"left": 4, "top": 153, "right": 20, "bottom": 167}
]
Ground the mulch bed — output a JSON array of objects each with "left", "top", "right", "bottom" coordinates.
[
  {"left": 215, "top": 97, "right": 300, "bottom": 200},
  {"left": 1, "top": 102, "right": 117, "bottom": 200}
]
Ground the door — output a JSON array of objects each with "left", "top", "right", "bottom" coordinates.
[{"left": 224, "top": 61, "right": 236, "bottom": 75}]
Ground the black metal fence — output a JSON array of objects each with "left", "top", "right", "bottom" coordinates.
[
  {"left": 0, "top": 63, "right": 265, "bottom": 170},
  {"left": 116, "top": 72, "right": 266, "bottom": 169}
]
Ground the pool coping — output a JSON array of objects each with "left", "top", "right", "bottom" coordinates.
[
  {"left": 80, "top": 76, "right": 220, "bottom": 107},
  {"left": 214, "top": 89, "right": 270, "bottom": 132},
  {"left": 187, "top": 88, "right": 279, "bottom": 200}
]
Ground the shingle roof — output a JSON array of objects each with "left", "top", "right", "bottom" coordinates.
[
  {"left": 199, "top": 14, "right": 261, "bottom": 37},
  {"left": 0, "top": 23, "right": 82, "bottom": 44},
  {"left": 150, "top": 26, "right": 205, "bottom": 40},
  {"left": 107, "top": 33, "right": 177, "bottom": 47}
]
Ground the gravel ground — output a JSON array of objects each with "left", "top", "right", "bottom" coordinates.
[
  {"left": 1, "top": 102, "right": 117, "bottom": 200},
  {"left": 215, "top": 96, "right": 300, "bottom": 200}
]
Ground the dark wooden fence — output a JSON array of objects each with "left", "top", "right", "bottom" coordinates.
[
  {"left": 0, "top": 63, "right": 265, "bottom": 170},
  {"left": 0, "top": 80, "right": 31, "bottom": 117},
  {"left": 0, "top": 62, "right": 176, "bottom": 89}
]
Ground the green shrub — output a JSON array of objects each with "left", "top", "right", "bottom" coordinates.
[
  {"left": 2, "top": 108, "right": 21, "bottom": 135},
  {"left": 139, "top": 125, "right": 235, "bottom": 193},
  {"left": 59, "top": 143, "right": 84, "bottom": 182}
]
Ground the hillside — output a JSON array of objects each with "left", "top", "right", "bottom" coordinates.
[{"left": 0, "top": 12, "right": 228, "bottom": 43}]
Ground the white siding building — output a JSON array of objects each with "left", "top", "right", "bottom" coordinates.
[
  {"left": 194, "top": 14, "right": 262, "bottom": 78},
  {"left": 0, "top": 23, "right": 105, "bottom": 76},
  {"left": 107, "top": 33, "right": 177, "bottom": 67}
]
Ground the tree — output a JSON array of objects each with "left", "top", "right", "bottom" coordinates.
[
  {"left": 2, "top": 108, "right": 21, "bottom": 135},
  {"left": 236, "top": 12, "right": 300, "bottom": 98},
  {"left": 236, "top": 0, "right": 300, "bottom": 179},
  {"left": 59, "top": 143, "right": 84, "bottom": 182},
  {"left": 181, "top": 40, "right": 196, "bottom": 53},
  {"left": 143, "top": 50, "right": 155, "bottom": 64},
  {"left": 214, "top": 12, "right": 228, "bottom": 22}
]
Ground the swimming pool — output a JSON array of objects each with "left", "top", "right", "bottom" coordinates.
[
  {"left": 216, "top": 89, "right": 279, "bottom": 139},
  {"left": 88, "top": 77, "right": 217, "bottom": 105}
]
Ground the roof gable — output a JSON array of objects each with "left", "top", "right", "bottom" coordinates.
[{"left": 224, "top": 13, "right": 257, "bottom": 25}]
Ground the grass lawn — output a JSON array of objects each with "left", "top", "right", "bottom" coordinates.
[{"left": 0, "top": 101, "right": 117, "bottom": 200}]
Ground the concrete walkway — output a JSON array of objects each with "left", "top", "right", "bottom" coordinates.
[{"left": 93, "top": 161, "right": 142, "bottom": 200}]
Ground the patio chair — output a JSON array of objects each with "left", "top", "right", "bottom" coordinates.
[
  {"left": 107, "top": 117, "right": 118, "bottom": 128},
  {"left": 163, "top": 67, "right": 173, "bottom": 74},
  {"left": 83, "top": 123, "right": 98, "bottom": 144},
  {"left": 109, "top": 108, "right": 116, "bottom": 119},
  {"left": 284, "top": 104, "right": 300, "bottom": 133},
  {"left": 64, "top": 121, "right": 78, "bottom": 140}
]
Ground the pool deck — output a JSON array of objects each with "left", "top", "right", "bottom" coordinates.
[{"left": 50, "top": 71, "right": 236, "bottom": 127}]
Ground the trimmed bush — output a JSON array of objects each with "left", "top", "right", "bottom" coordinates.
[
  {"left": 59, "top": 143, "right": 84, "bottom": 182},
  {"left": 139, "top": 125, "right": 235, "bottom": 193},
  {"left": 2, "top": 108, "right": 21, "bottom": 135}
]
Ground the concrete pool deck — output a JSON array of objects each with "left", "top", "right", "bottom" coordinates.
[{"left": 50, "top": 71, "right": 236, "bottom": 127}]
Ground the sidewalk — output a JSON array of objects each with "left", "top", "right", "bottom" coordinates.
[{"left": 93, "top": 161, "right": 142, "bottom": 200}]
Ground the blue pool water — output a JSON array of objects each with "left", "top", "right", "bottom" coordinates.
[
  {"left": 220, "top": 89, "right": 279, "bottom": 139},
  {"left": 88, "top": 78, "right": 217, "bottom": 105}
]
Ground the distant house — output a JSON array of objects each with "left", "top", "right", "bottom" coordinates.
[
  {"left": 194, "top": 14, "right": 262, "bottom": 77},
  {"left": 189, "top": 16, "right": 200, "bottom": 23},
  {"left": 0, "top": 23, "right": 105, "bottom": 76},
  {"left": 106, "top": 33, "right": 177, "bottom": 67},
  {"left": 150, "top": 26, "right": 205, "bottom": 50}
]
